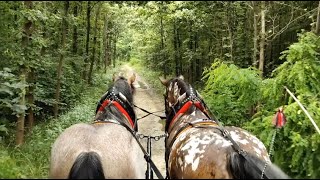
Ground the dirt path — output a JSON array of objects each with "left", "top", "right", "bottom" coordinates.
[{"left": 120, "top": 64, "right": 166, "bottom": 179}]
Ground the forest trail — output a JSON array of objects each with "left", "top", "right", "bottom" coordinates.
[{"left": 120, "top": 64, "right": 167, "bottom": 178}]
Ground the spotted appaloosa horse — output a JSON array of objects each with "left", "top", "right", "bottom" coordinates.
[
  {"left": 49, "top": 73, "right": 146, "bottom": 179},
  {"left": 160, "top": 75, "right": 290, "bottom": 179}
]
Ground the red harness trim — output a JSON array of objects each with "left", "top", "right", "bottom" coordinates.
[
  {"left": 272, "top": 109, "right": 286, "bottom": 128},
  {"left": 98, "top": 99, "right": 135, "bottom": 128},
  {"left": 168, "top": 101, "right": 206, "bottom": 130}
]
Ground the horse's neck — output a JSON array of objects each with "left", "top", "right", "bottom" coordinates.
[
  {"left": 167, "top": 106, "right": 207, "bottom": 143},
  {"left": 96, "top": 105, "right": 132, "bottom": 128}
]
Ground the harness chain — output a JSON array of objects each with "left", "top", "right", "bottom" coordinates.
[{"left": 261, "top": 128, "right": 278, "bottom": 179}]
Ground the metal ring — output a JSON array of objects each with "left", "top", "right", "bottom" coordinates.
[{"left": 137, "top": 134, "right": 145, "bottom": 139}]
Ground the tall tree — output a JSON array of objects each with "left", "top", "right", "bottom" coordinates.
[
  {"left": 258, "top": 1, "right": 266, "bottom": 77},
  {"left": 82, "top": 1, "right": 91, "bottom": 80},
  {"left": 88, "top": 5, "right": 101, "bottom": 84},
  {"left": 54, "top": 1, "right": 69, "bottom": 118},
  {"left": 103, "top": 15, "right": 110, "bottom": 72},
  {"left": 160, "top": 1, "right": 166, "bottom": 79},
  {"left": 72, "top": 2, "right": 78, "bottom": 54},
  {"left": 16, "top": 1, "right": 33, "bottom": 146},
  {"left": 252, "top": 1, "right": 258, "bottom": 66}
]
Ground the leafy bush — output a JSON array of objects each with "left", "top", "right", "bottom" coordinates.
[
  {"left": 201, "top": 60, "right": 262, "bottom": 126},
  {"left": 246, "top": 32, "right": 320, "bottom": 178},
  {"left": 201, "top": 32, "right": 320, "bottom": 178}
]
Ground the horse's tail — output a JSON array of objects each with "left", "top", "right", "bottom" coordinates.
[
  {"left": 68, "top": 151, "right": 105, "bottom": 179},
  {"left": 229, "top": 152, "right": 291, "bottom": 179}
]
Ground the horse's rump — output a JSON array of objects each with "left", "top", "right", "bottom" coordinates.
[{"left": 49, "top": 123, "right": 145, "bottom": 179}]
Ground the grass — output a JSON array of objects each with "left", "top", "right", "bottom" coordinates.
[{"left": 0, "top": 68, "right": 118, "bottom": 178}]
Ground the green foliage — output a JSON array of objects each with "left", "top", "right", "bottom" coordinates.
[
  {"left": 0, "top": 68, "right": 117, "bottom": 178},
  {"left": 246, "top": 32, "right": 320, "bottom": 178},
  {"left": 0, "top": 68, "right": 28, "bottom": 116},
  {"left": 0, "top": 149, "right": 25, "bottom": 178},
  {"left": 202, "top": 60, "right": 262, "bottom": 126},
  {"left": 202, "top": 33, "right": 320, "bottom": 178}
]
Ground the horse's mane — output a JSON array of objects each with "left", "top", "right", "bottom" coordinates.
[
  {"left": 110, "top": 76, "right": 134, "bottom": 103},
  {"left": 171, "top": 77, "right": 190, "bottom": 95}
]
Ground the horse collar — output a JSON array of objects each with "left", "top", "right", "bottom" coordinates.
[
  {"left": 96, "top": 87, "right": 137, "bottom": 130},
  {"left": 166, "top": 100, "right": 208, "bottom": 132},
  {"left": 166, "top": 86, "right": 210, "bottom": 132}
]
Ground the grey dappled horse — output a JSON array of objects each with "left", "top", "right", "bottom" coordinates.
[
  {"left": 160, "top": 75, "right": 290, "bottom": 179},
  {"left": 49, "top": 73, "right": 145, "bottom": 179}
]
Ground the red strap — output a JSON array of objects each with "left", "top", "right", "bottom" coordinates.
[
  {"left": 98, "top": 99, "right": 135, "bottom": 128},
  {"left": 168, "top": 101, "right": 206, "bottom": 130}
]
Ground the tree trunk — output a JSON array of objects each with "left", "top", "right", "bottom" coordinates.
[
  {"left": 82, "top": 1, "right": 91, "bottom": 80},
  {"left": 195, "top": 32, "right": 200, "bottom": 82},
  {"left": 72, "top": 2, "right": 78, "bottom": 54},
  {"left": 316, "top": 1, "right": 320, "bottom": 35},
  {"left": 252, "top": 1, "right": 258, "bottom": 67},
  {"left": 160, "top": 6, "right": 166, "bottom": 79},
  {"left": 177, "top": 21, "right": 182, "bottom": 76},
  {"left": 188, "top": 24, "right": 193, "bottom": 83},
  {"left": 17, "top": 1, "right": 33, "bottom": 146},
  {"left": 40, "top": 2, "right": 47, "bottom": 56},
  {"left": 26, "top": 69, "right": 35, "bottom": 133},
  {"left": 258, "top": 1, "right": 266, "bottom": 77},
  {"left": 54, "top": 1, "right": 69, "bottom": 119},
  {"left": 97, "top": 27, "right": 102, "bottom": 71},
  {"left": 112, "top": 35, "right": 117, "bottom": 68},
  {"left": 103, "top": 16, "right": 107, "bottom": 72},
  {"left": 227, "top": 2, "right": 234, "bottom": 62},
  {"left": 16, "top": 69, "right": 26, "bottom": 146},
  {"left": 88, "top": 5, "right": 101, "bottom": 85},
  {"left": 173, "top": 19, "right": 179, "bottom": 76},
  {"left": 108, "top": 32, "right": 112, "bottom": 67}
]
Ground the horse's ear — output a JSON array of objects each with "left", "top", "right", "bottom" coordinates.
[
  {"left": 159, "top": 77, "right": 168, "bottom": 86},
  {"left": 178, "top": 75, "right": 184, "bottom": 80},
  {"left": 128, "top": 73, "right": 136, "bottom": 85}
]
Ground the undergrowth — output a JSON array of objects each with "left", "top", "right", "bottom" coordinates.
[{"left": 0, "top": 68, "right": 117, "bottom": 178}]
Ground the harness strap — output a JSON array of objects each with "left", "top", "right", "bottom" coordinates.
[
  {"left": 95, "top": 118, "right": 164, "bottom": 179},
  {"left": 133, "top": 104, "right": 166, "bottom": 120},
  {"left": 120, "top": 121, "right": 164, "bottom": 179},
  {"left": 206, "top": 109, "right": 271, "bottom": 179}
]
